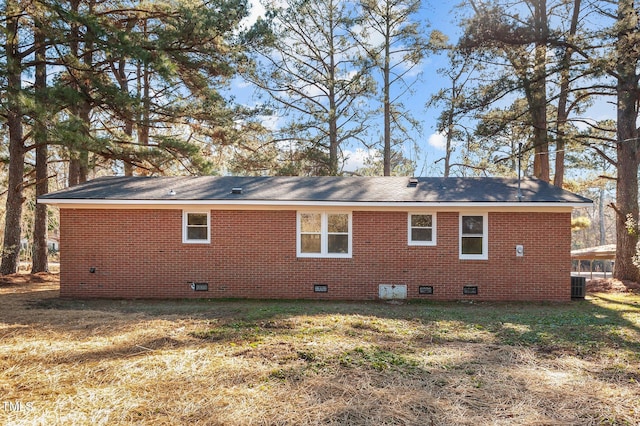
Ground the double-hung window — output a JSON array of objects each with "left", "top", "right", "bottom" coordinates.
[
  {"left": 408, "top": 213, "right": 436, "bottom": 246},
  {"left": 183, "top": 211, "right": 210, "bottom": 244},
  {"left": 460, "top": 213, "right": 487, "bottom": 259},
  {"left": 297, "top": 212, "right": 351, "bottom": 258}
]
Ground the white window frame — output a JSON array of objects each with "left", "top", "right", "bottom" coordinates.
[
  {"left": 297, "top": 211, "right": 352, "bottom": 258},
  {"left": 182, "top": 210, "right": 211, "bottom": 244},
  {"left": 408, "top": 212, "right": 437, "bottom": 246},
  {"left": 459, "top": 213, "right": 488, "bottom": 260}
]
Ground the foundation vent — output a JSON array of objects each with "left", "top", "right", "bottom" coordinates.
[
  {"left": 313, "top": 284, "right": 328, "bottom": 293},
  {"left": 418, "top": 286, "right": 433, "bottom": 295},
  {"left": 463, "top": 286, "right": 478, "bottom": 295},
  {"left": 190, "top": 282, "right": 209, "bottom": 291}
]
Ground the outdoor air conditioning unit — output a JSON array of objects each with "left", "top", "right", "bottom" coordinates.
[{"left": 571, "top": 276, "right": 586, "bottom": 299}]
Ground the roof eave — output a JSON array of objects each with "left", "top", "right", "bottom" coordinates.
[{"left": 37, "top": 198, "right": 592, "bottom": 210}]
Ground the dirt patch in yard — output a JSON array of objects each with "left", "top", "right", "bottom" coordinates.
[
  {"left": 0, "top": 273, "right": 60, "bottom": 298},
  {"left": 587, "top": 278, "right": 640, "bottom": 294},
  {"left": 0, "top": 272, "right": 58, "bottom": 285}
]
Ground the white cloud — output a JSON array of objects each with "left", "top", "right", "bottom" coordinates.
[
  {"left": 428, "top": 132, "right": 447, "bottom": 151},
  {"left": 573, "top": 100, "right": 616, "bottom": 131},
  {"left": 342, "top": 148, "right": 381, "bottom": 172},
  {"left": 260, "top": 115, "right": 281, "bottom": 131},
  {"left": 234, "top": 79, "right": 252, "bottom": 90},
  {"left": 241, "top": 0, "right": 267, "bottom": 29},
  {"left": 248, "top": 0, "right": 266, "bottom": 22}
]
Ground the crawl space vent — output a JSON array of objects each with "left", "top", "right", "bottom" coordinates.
[
  {"left": 418, "top": 286, "right": 434, "bottom": 295},
  {"left": 190, "top": 282, "right": 209, "bottom": 291},
  {"left": 463, "top": 286, "right": 478, "bottom": 295}
]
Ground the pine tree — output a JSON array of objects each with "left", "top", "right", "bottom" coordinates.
[
  {"left": 359, "top": 0, "right": 427, "bottom": 176},
  {"left": 245, "top": 0, "right": 374, "bottom": 175},
  {"left": 1, "top": 0, "right": 27, "bottom": 275}
]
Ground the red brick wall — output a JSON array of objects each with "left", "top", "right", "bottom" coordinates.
[{"left": 59, "top": 208, "right": 572, "bottom": 301}]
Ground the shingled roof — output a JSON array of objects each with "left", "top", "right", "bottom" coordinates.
[{"left": 38, "top": 176, "right": 592, "bottom": 206}]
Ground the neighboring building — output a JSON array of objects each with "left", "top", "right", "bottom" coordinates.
[
  {"left": 21, "top": 236, "right": 60, "bottom": 253},
  {"left": 38, "top": 176, "right": 592, "bottom": 301}
]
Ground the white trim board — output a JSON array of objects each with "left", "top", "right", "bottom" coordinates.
[{"left": 38, "top": 198, "right": 587, "bottom": 212}]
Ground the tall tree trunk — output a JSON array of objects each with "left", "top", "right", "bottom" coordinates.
[
  {"left": 599, "top": 186, "right": 606, "bottom": 246},
  {"left": 68, "top": 0, "right": 81, "bottom": 186},
  {"left": 327, "top": 4, "right": 339, "bottom": 176},
  {"left": 328, "top": 94, "right": 339, "bottom": 175},
  {"left": 67, "top": 0, "right": 92, "bottom": 186},
  {"left": 553, "top": 0, "right": 581, "bottom": 188},
  {"left": 68, "top": 143, "right": 89, "bottom": 185},
  {"left": 443, "top": 81, "right": 456, "bottom": 178},
  {"left": 123, "top": 118, "right": 134, "bottom": 176},
  {"left": 530, "top": 0, "right": 549, "bottom": 182},
  {"left": 382, "top": 3, "right": 391, "bottom": 176},
  {"left": 78, "top": 0, "right": 94, "bottom": 184},
  {"left": 31, "top": 15, "right": 49, "bottom": 273},
  {"left": 138, "top": 52, "right": 151, "bottom": 175},
  {"left": 383, "top": 66, "right": 391, "bottom": 176},
  {"left": 1, "top": 0, "right": 25, "bottom": 275},
  {"left": 113, "top": 46, "right": 135, "bottom": 176},
  {"left": 613, "top": 0, "right": 640, "bottom": 282},
  {"left": 77, "top": 102, "right": 91, "bottom": 182}
]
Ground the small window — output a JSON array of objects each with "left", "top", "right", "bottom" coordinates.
[
  {"left": 460, "top": 214, "right": 487, "bottom": 259},
  {"left": 183, "top": 211, "right": 210, "bottom": 244},
  {"left": 297, "top": 212, "right": 351, "bottom": 258},
  {"left": 327, "top": 213, "right": 349, "bottom": 254},
  {"left": 300, "top": 213, "right": 322, "bottom": 253},
  {"left": 408, "top": 213, "right": 436, "bottom": 246}
]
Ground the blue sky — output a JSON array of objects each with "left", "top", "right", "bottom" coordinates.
[
  {"left": 237, "top": 1, "right": 616, "bottom": 176},
  {"left": 233, "top": 0, "right": 463, "bottom": 175}
]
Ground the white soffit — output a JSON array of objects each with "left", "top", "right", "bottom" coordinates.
[{"left": 38, "top": 198, "right": 584, "bottom": 212}]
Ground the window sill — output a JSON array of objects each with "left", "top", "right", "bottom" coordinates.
[
  {"left": 297, "top": 253, "right": 352, "bottom": 259},
  {"left": 459, "top": 256, "right": 488, "bottom": 261}
]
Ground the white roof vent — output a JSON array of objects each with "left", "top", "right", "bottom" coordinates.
[{"left": 231, "top": 187, "right": 243, "bottom": 194}]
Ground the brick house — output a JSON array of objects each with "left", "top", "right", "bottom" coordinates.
[{"left": 38, "top": 176, "right": 591, "bottom": 301}]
